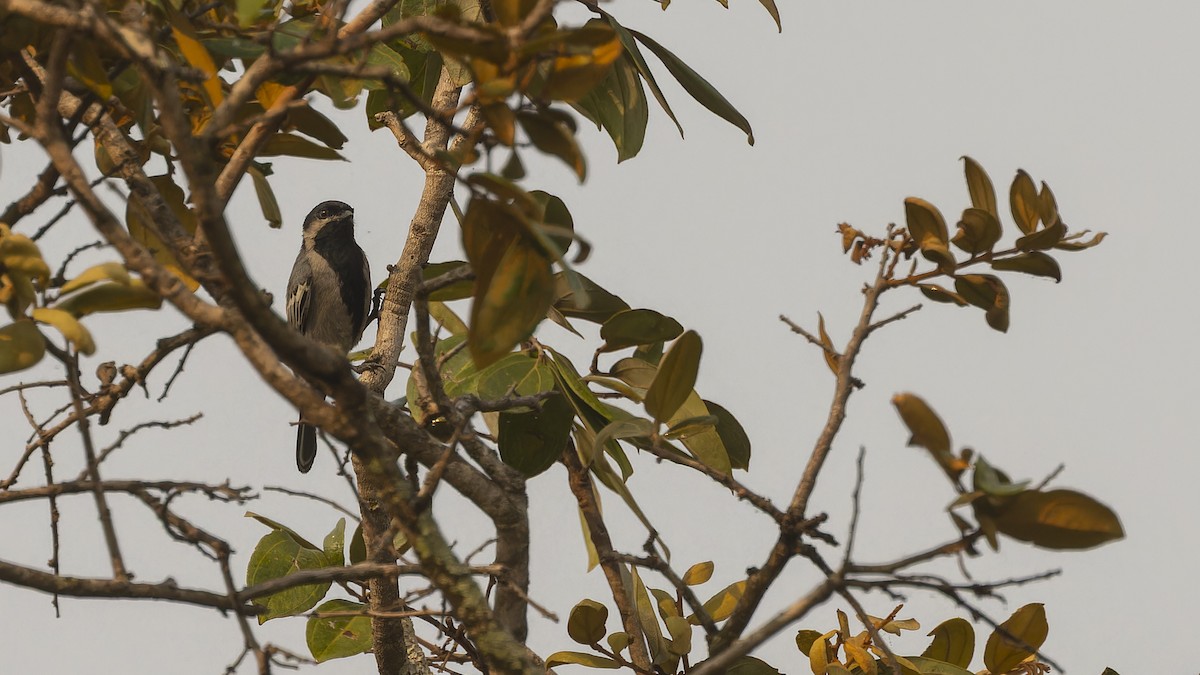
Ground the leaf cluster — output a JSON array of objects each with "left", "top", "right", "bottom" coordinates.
[{"left": 0, "top": 224, "right": 162, "bottom": 373}]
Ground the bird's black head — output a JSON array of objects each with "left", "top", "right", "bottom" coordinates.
[{"left": 303, "top": 200, "right": 354, "bottom": 237}]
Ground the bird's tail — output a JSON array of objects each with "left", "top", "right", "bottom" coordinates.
[{"left": 296, "top": 417, "right": 317, "bottom": 473}]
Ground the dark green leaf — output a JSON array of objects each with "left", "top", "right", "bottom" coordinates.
[
  {"left": 497, "top": 392, "right": 572, "bottom": 477},
  {"left": 600, "top": 308, "right": 683, "bottom": 351},
  {"left": 259, "top": 132, "right": 347, "bottom": 161},
  {"left": 572, "top": 52, "right": 648, "bottom": 162},
  {"left": 601, "top": 12, "right": 683, "bottom": 138},
  {"left": 554, "top": 272, "right": 630, "bottom": 323},
  {"left": 422, "top": 260, "right": 474, "bottom": 301},
  {"left": 703, "top": 400, "right": 751, "bottom": 470},
  {"left": 628, "top": 29, "right": 753, "bottom": 145},
  {"left": 517, "top": 110, "right": 586, "bottom": 180}
]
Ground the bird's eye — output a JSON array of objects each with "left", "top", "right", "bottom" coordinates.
[{"left": 319, "top": 209, "right": 329, "bottom": 218}]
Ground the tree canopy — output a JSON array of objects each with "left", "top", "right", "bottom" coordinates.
[{"left": 0, "top": 1, "right": 1125, "bottom": 674}]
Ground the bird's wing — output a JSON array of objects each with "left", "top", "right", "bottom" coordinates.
[
  {"left": 286, "top": 254, "right": 313, "bottom": 333},
  {"left": 357, "top": 251, "right": 372, "bottom": 338}
]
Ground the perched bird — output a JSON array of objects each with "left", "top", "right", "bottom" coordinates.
[{"left": 286, "top": 200, "right": 371, "bottom": 473}]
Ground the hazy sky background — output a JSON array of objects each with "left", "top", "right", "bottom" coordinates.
[{"left": 2, "top": 1, "right": 1195, "bottom": 673}]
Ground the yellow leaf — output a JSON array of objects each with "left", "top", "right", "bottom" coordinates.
[
  {"left": 0, "top": 230, "right": 50, "bottom": 285},
  {"left": 59, "top": 262, "right": 131, "bottom": 295},
  {"left": 170, "top": 25, "right": 224, "bottom": 108},
  {"left": 32, "top": 307, "right": 95, "bottom": 355},
  {"left": 54, "top": 280, "right": 162, "bottom": 317}
]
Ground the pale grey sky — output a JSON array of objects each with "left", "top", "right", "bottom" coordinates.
[{"left": 2, "top": 2, "right": 1195, "bottom": 673}]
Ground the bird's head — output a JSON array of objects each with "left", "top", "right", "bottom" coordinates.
[{"left": 303, "top": 200, "right": 355, "bottom": 239}]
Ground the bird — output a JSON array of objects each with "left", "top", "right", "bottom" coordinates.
[{"left": 286, "top": 200, "right": 371, "bottom": 473}]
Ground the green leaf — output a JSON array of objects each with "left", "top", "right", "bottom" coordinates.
[
  {"left": 517, "top": 110, "right": 586, "bottom": 180},
  {"left": 993, "top": 489, "right": 1124, "bottom": 550},
  {"left": 663, "top": 414, "right": 717, "bottom": 440},
  {"left": 236, "top": 0, "right": 270, "bottom": 26},
  {"left": 498, "top": 392, "right": 573, "bottom": 477},
  {"left": 704, "top": 399, "right": 751, "bottom": 470},
  {"left": 589, "top": 417, "right": 655, "bottom": 464},
  {"left": 476, "top": 353, "right": 556, "bottom": 403},
  {"left": 0, "top": 320, "right": 46, "bottom": 374},
  {"left": 628, "top": 29, "right": 753, "bottom": 144},
  {"left": 568, "top": 599, "right": 609, "bottom": 645},
  {"left": 466, "top": 218, "right": 554, "bottom": 368},
  {"left": 422, "top": 260, "right": 473, "bottom": 301},
  {"left": 644, "top": 330, "right": 702, "bottom": 423},
  {"left": 630, "top": 566, "right": 670, "bottom": 666},
  {"left": 990, "top": 251, "right": 1062, "bottom": 282},
  {"left": 1009, "top": 169, "right": 1040, "bottom": 234},
  {"left": 68, "top": 43, "right": 113, "bottom": 100},
  {"left": 554, "top": 272, "right": 630, "bottom": 324},
  {"left": 983, "top": 603, "right": 1048, "bottom": 674},
  {"left": 972, "top": 456, "right": 1029, "bottom": 497},
  {"left": 665, "top": 615, "right": 692, "bottom": 656},
  {"left": 682, "top": 561, "right": 714, "bottom": 585},
  {"left": 669, "top": 392, "right": 731, "bottom": 474},
  {"left": 245, "top": 529, "right": 334, "bottom": 622},
  {"left": 922, "top": 618, "right": 975, "bottom": 668},
  {"left": 600, "top": 308, "right": 683, "bottom": 351},
  {"left": 602, "top": 12, "right": 683, "bottom": 138},
  {"left": 306, "top": 599, "right": 372, "bottom": 662},
  {"left": 259, "top": 132, "right": 347, "bottom": 161},
  {"left": 322, "top": 518, "right": 346, "bottom": 565},
  {"left": 348, "top": 522, "right": 366, "bottom": 565},
  {"left": 962, "top": 156, "right": 997, "bottom": 217},
  {"left": 545, "top": 651, "right": 621, "bottom": 668},
  {"left": 572, "top": 52, "right": 648, "bottom": 162}
]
